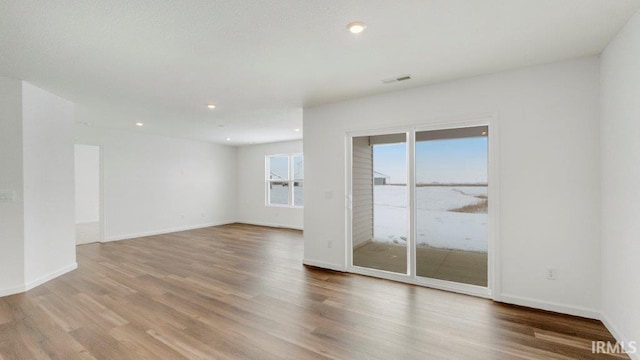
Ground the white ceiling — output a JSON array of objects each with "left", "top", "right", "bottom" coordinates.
[{"left": 1, "top": 0, "right": 639, "bottom": 145}]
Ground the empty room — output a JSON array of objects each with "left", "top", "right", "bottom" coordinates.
[{"left": 1, "top": 1, "right": 639, "bottom": 359}]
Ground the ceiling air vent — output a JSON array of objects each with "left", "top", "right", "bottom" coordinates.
[{"left": 381, "top": 74, "right": 412, "bottom": 84}]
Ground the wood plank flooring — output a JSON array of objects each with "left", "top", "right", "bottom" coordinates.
[{"left": 0, "top": 224, "right": 627, "bottom": 359}]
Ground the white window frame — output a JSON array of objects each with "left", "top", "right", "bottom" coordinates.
[{"left": 265, "top": 153, "right": 303, "bottom": 208}]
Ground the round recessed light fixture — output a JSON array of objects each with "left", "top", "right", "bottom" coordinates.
[
  {"left": 482, "top": 131, "right": 487, "bottom": 136},
  {"left": 347, "top": 21, "right": 366, "bottom": 34},
  {"left": 207, "top": 104, "right": 216, "bottom": 109},
  {"left": 135, "top": 122, "right": 144, "bottom": 127},
  {"left": 226, "top": 137, "right": 232, "bottom": 141},
  {"left": 293, "top": 128, "right": 301, "bottom": 132}
]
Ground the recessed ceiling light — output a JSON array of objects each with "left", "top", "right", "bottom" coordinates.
[
  {"left": 347, "top": 21, "right": 366, "bottom": 34},
  {"left": 482, "top": 131, "right": 487, "bottom": 136},
  {"left": 226, "top": 137, "right": 232, "bottom": 141},
  {"left": 207, "top": 104, "right": 216, "bottom": 109},
  {"left": 136, "top": 122, "right": 144, "bottom": 127},
  {"left": 293, "top": 128, "right": 301, "bottom": 132}
]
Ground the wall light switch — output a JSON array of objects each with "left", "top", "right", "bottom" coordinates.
[{"left": 0, "top": 190, "right": 16, "bottom": 203}]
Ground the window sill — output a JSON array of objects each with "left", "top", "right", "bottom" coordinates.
[{"left": 266, "top": 204, "right": 304, "bottom": 209}]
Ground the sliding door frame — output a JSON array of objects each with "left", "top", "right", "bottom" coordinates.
[{"left": 345, "top": 114, "right": 500, "bottom": 300}]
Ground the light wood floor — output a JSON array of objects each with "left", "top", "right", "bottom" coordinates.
[{"left": 0, "top": 224, "right": 625, "bottom": 359}]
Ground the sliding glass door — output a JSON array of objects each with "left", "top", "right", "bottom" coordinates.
[
  {"left": 349, "top": 124, "right": 490, "bottom": 292},
  {"left": 352, "top": 133, "right": 408, "bottom": 274},
  {"left": 414, "top": 127, "right": 488, "bottom": 286}
]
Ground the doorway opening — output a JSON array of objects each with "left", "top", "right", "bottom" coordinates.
[{"left": 74, "top": 144, "right": 101, "bottom": 245}]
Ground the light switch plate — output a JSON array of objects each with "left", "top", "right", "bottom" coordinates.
[{"left": 0, "top": 190, "right": 16, "bottom": 203}]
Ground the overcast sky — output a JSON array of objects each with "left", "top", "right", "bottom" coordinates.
[
  {"left": 373, "top": 137, "right": 487, "bottom": 184},
  {"left": 269, "top": 155, "right": 303, "bottom": 180}
]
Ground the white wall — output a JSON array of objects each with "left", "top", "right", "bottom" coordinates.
[
  {"left": 74, "top": 144, "right": 100, "bottom": 224},
  {"left": 74, "top": 125, "right": 238, "bottom": 241},
  {"left": 600, "top": 9, "right": 640, "bottom": 357},
  {"left": 22, "top": 82, "right": 77, "bottom": 286},
  {"left": 352, "top": 137, "right": 373, "bottom": 248},
  {"left": 304, "top": 57, "right": 602, "bottom": 317},
  {"left": 236, "top": 140, "right": 303, "bottom": 229},
  {"left": 0, "top": 77, "right": 25, "bottom": 294},
  {"left": 0, "top": 79, "right": 76, "bottom": 296}
]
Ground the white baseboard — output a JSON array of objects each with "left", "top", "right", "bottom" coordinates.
[
  {"left": 0, "top": 262, "right": 78, "bottom": 298},
  {"left": 0, "top": 283, "right": 27, "bottom": 298},
  {"left": 103, "top": 220, "right": 237, "bottom": 242},
  {"left": 302, "top": 258, "right": 346, "bottom": 272},
  {"left": 25, "top": 262, "right": 78, "bottom": 292},
  {"left": 500, "top": 293, "right": 600, "bottom": 319},
  {"left": 600, "top": 312, "right": 639, "bottom": 360},
  {"left": 236, "top": 220, "right": 303, "bottom": 231}
]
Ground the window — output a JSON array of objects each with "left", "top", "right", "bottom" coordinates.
[{"left": 266, "top": 154, "right": 303, "bottom": 207}]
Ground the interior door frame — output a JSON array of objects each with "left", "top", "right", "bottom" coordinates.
[
  {"left": 74, "top": 143, "right": 105, "bottom": 244},
  {"left": 345, "top": 114, "right": 500, "bottom": 300}
]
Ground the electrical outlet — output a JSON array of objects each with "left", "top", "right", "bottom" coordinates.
[
  {"left": 327, "top": 240, "right": 333, "bottom": 248},
  {"left": 546, "top": 268, "right": 557, "bottom": 280}
]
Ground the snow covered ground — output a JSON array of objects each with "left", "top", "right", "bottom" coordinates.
[
  {"left": 269, "top": 184, "right": 303, "bottom": 206},
  {"left": 374, "top": 185, "right": 488, "bottom": 252}
]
